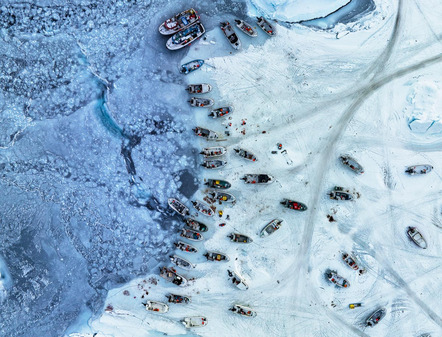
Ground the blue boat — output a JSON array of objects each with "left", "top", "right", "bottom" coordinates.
[{"left": 180, "top": 59, "right": 204, "bottom": 74}]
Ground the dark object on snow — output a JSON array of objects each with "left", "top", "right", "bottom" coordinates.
[
  {"left": 241, "top": 174, "right": 274, "bottom": 184},
  {"left": 166, "top": 293, "right": 191, "bottom": 304},
  {"left": 159, "top": 267, "right": 188, "bottom": 287},
  {"left": 205, "top": 179, "right": 231, "bottom": 189},
  {"left": 186, "top": 83, "right": 212, "bottom": 94},
  {"left": 180, "top": 228, "right": 204, "bottom": 241},
  {"left": 405, "top": 164, "right": 433, "bottom": 175},
  {"left": 230, "top": 304, "right": 257, "bottom": 317},
  {"left": 228, "top": 233, "right": 253, "bottom": 243},
  {"left": 180, "top": 60, "right": 204, "bottom": 74},
  {"left": 281, "top": 199, "right": 308, "bottom": 211},
  {"left": 365, "top": 307, "right": 386, "bottom": 327},
  {"left": 407, "top": 226, "right": 427, "bottom": 249},
  {"left": 234, "top": 148, "right": 257, "bottom": 162},
  {"left": 340, "top": 155, "right": 364, "bottom": 174},
  {"left": 174, "top": 241, "right": 198, "bottom": 253},
  {"left": 204, "top": 251, "right": 230, "bottom": 262},
  {"left": 220, "top": 21, "right": 241, "bottom": 49},
  {"left": 257, "top": 17, "right": 276, "bottom": 36}
]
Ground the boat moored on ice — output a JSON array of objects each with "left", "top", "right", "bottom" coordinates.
[
  {"left": 193, "top": 126, "right": 219, "bottom": 140},
  {"left": 186, "top": 83, "right": 212, "bottom": 94},
  {"left": 209, "top": 106, "right": 233, "bottom": 118},
  {"left": 257, "top": 16, "right": 276, "bottom": 36},
  {"left": 166, "top": 22, "right": 205, "bottom": 50},
  {"left": 228, "top": 233, "right": 253, "bottom": 243},
  {"left": 144, "top": 301, "right": 169, "bottom": 313},
  {"left": 182, "top": 316, "right": 208, "bottom": 328},
  {"left": 189, "top": 97, "right": 214, "bottom": 107},
  {"left": 365, "top": 307, "right": 386, "bottom": 327},
  {"left": 166, "top": 293, "right": 191, "bottom": 304},
  {"left": 260, "top": 219, "right": 283, "bottom": 237},
  {"left": 205, "top": 179, "right": 231, "bottom": 189},
  {"left": 159, "top": 8, "right": 200, "bottom": 35},
  {"left": 329, "top": 186, "right": 354, "bottom": 201},
  {"left": 234, "top": 148, "right": 257, "bottom": 162},
  {"left": 241, "top": 174, "right": 274, "bottom": 184},
  {"left": 208, "top": 191, "right": 235, "bottom": 203},
  {"left": 230, "top": 304, "right": 257, "bottom": 317},
  {"left": 192, "top": 200, "right": 214, "bottom": 216},
  {"left": 228, "top": 269, "right": 249, "bottom": 290},
  {"left": 340, "top": 155, "right": 364, "bottom": 174},
  {"left": 342, "top": 252, "right": 359, "bottom": 271},
  {"left": 184, "top": 218, "right": 208, "bottom": 232},
  {"left": 220, "top": 21, "right": 241, "bottom": 49},
  {"left": 201, "top": 159, "right": 227, "bottom": 169},
  {"left": 159, "top": 267, "right": 188, "bottom": 287},
  {"left": 168, "top": 198, "right": 189, "bottom": 216},
  {"left": 200, "top": 146, "right": 226, "bottom": 158},
  {"left": 234, "top": 19, "right": 257, "bottom": 37},
  {"left": 170, "top": 255, "right": 196, "bottom": 270},
  {"left": 204, "top": 251, "right": 230, "bottom": 262},
  {"left": 180, "top": 60, "right": 204, "bottom": 75},
  {"left": 180, "top": 228, "right": 204, "bottom": 241},
  {"left": 326, "top": 270, "right": 350, "bottom": 288},
  {"left": 280, "top": 199, "right": 308, "bottom": 211},
  {"left": 405, "top": 164, "right": 433, "bottom": 175},
  {"left": 174, "top": 241, "right": 198, "bottom": 253},
  {"left": 407, "top": 226, "right": 427, "bottom": 249}
]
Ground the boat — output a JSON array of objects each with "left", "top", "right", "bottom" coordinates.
[
  {"left": 180, "top": 60, "right": 204, "bottom": 75},
  {"left": 209, "top": 106, "right": 233, "bottom": 118},
  {"left": 180, "top": 228, "right": 204, "bottom": 241},
  {"left": 159, "top": 267, "right": 188, "bottom": 287},
  {"left": 193, "top": 126, "right": 219, "bottom": 140},
  {"left": 329, "top": 190, "right": 353, "bottom": 201},
  {"left": 144, "top": 301, "right": 169, "bottom": 313},
  {"left": 205, "top": 179, "right": 231, "bottom": 189},
  {"left": 208, "top": 191, "right": 236, "bottom": 203},
  {"left": 405, "top": 164, "right": 433, "bottom": 175},
  {"left": 220, "top": 21, "right": 241, "bottom": 49},
  {"left": 326, "top": 270, "right": 350, "bottom": 288},
  {"left": 166, "top": 22, "right": 205, "bottom": 51},
  {"left": 200, "top": 147, "right": 226, "bottom": 158},
  {"left": 260, "top": 219, "right": 283, "bottom": 238},
  {"left": 228, "top": 269, "right": 249, "bottom": 290},
  {"left": 168, "top": 198, "right": 189, "bottom": 216},
  {"left": 257, "top": 17, "right": 276, "bottom": 36},
  {"left": 189, "top": 97, "right": 214, "bottom": 107},
  {"left": 340, "top": 155, "right": 364, "bottom": 174},
  {"left": 174, "top": 241, "right": 198, "bottom": 253},
  {"left": 280, "top": 199, "right": 308, "bottom": 211},
  {"left": 182, "top": 316, "right": 208, "bottom": 328},
  {"left": 228, "top": 233, "right": 253, "bottom": 243},
  {"left": 170, "top": 255, "right": 196, "bottom": 270},
  {"left": 204, "top": 251, "right": 230, "bottom": 262},
  {"left": 159, "top": 8, "right": 200, "bottom": 35},
  {"left": 407, "top": 227, "right": 427, "bottom": 249},
  {"left": 191, "top": 200, "right": 214, "bottom": 216},
  {"left": 166, "top": 293, "right": 191, "bottom": 304},
  {"left": 234, "top": 19, "right": 257, "bottom": 37},
  {"left": 234, "top": 148, "right": 257, "bottom": 162},
  {"left": 230, "top": 304, "right": 257, "bottom": 317},
  {"left": 201, "top": 160, "right": 227, "bottom": 169},
  {"left": 342, "top": 252, "right": 359, "bottom": 270},
  {"left": 241, "top": 174, "right": 274, "bottom": 184},
  {"left": 365, "top": 308, "right": 386, "bottom": 327},
  {"left": 184, "top": 218, "right": 208, "bottom": 232},
  {"left": 186, "top": 83, "right": 212, "bottom": 94}
]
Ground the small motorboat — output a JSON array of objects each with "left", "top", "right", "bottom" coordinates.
[
  {"left": 186, "top": 83, "right": 212, "bottom": 94},
  {"left": 342, "top": 252, "right": 359, "bottom": 270},
  {"left": 329, "top": 189, "right": 353, "bottom": 201},
  {"left": 234, "top": 19, "right": 257, "bottom": 37},
  {"left": 204, "top": 251, "right": 230, "bottom": 262},
  {"left": 260, "top": 219, "right": 283, "bottom": 238},
  {"left": 340, "top": 155, "right": 364, "bottom": 174},
  {"left": 326, "top": 270, "right": 350, "bottom": 288},
  {"left": 200, "top": 147, "right": 226, "bottom": 158},
  {"left": 407, "top": 227, "right": 427, "bottom": 249},
  {"left": 170, "top": 255, "right": 196, "bottom": 270},
  {"left": 144, "top": 301, "right": 169, "bottom": 313},
  {"left": 208, "top": 191, "right": 235, "bottom": 203},
  {"left": 180, "top": 228, "right": 204, "bottom": 241},
  {"left": 205, "top": 179, "right": 231, "bottom": 189},
  {"left": 166, "top": 293, "right": 191, "bottom": 304},
  {"left": 168, "top": 198, "right": 189, "bottom": 216},
  {"left": 257, "top": 17, "right": 276, "bottom": 36},
  {"left": 234, "top": 148, "right": 257, "bottom": 162},
  {"left": 230, "top": 304, "right": 257, "bottom": 317},
  {"left": 166, "top": 22, "right": 205, "bottom": 50},
  {"left": 405, "top": 164, "right": 433, "bottom": 175},
  {"left": 241, "top": 174, "right": 274, "bottom": 184},
  {"left": 159, "top": 267, "right": 188, "bottom": 287},
  {"left": 228, "top": 269, "right": 248, "bottom": 290},
  {"left": 192, "top": 200, "right": 214, "bottom": 216},
  {"left": 182, "top": 316, "right": 208, "bottom": 328},
  {"left": 209, "top": 106, "right": 233, "bottom": 118},
  {"left": 193, "top": 126, "right": 219, "bottom": 140},
  {"left": 174, "top": 241, "right": 198, "bottom": 253},
  {"left": 189, "top": 97, "right": 214, "bottom": 107},
  {"left": 280, "top": 199, "right": 308, "bottom": 211},
  {"left": 365, "top": 307, "right": 386, "bottom": 327},
  {"left": 201, "top": 160, "right": 227, "bottom": 169},
  {"left": 180, "top": 60, "right": 204, "bottom": 75},
  {"left": 184, "top": 218, "right": 208, "bottom": 232},
  {"left": 159, "top": 8, "right": 200, "bottom": 35},
  {"left": 228, "top": 233, "right": 253, "bottom": 243},
  {"left": 220, "top": 21, "right": 241, "bottom": 49}
]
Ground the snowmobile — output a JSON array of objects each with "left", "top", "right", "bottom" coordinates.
[
  {"left": 182, "top": 316, "right": 208, "bottom": 328},
  {"left": 159, "top": 267, "right": 188, "bottom": 287},
  {"left": 180, "top": 228, "right": 204, "bottom": 241},
  {"left": 280, "top": 199, "right": 308, "bottom": 211},
  {"left": 201, "top": 159, "right": 227, "bottom": 169},
  {"left": 208, "top": 190, "right": 236, "bottom": 203},
  {"left": 227, "top": 269, "right": 249, "bottom": 290},
  {"left": 204, "top": 251, "right": 230, "bottom": 262},
  {"left": 193, "top": 126, "right": 219, "bottom": 140},
  {"left": 257, "top": 17, "right": 276, "bottom": 36},
  {"left": 407, "top": 227, "right": 427, "bottom": 249},
  {"left": 205, "top": 179, "right": 231, "bottom": 189},
  {"left": 184, "top": 218, "right": 208, "bottom": 232},
  {"left": 228, "top": 233, "right": 253, "bottom": 243},
  {"left": 200, "top": 146, "right": 226, "bottom": 158},
  {"left": 234, "top": 19, "right": 257, "bottom": 37},
  {"left": 189, "top": 97, "right": 214, "bottom": 107},
  {"left": 166, "top": 22, "right": 205, "bottom": 51},
  {"left": 166, "top": 293, "right": 191, "bottom": 304},
  {"left": 365, "top": 307, "right": 386, "bottom": 327},
  {"left": 209, "top": 106, "right": 233, "bottom": 118},
  {"left": 180, "top": 60, "right": 204, "bottom": 75},
  {"left": 192, "top": 200, "right": 214, "bottom": 216},
  {"left": 326, "top": 270, "right": 350, "bottom": 288},
  {"left": 349, "top": 303, "right": 362, "bottom": 309},
  {"left": 260, "top": 219, "right": 283, "bottom": 238},
  {"left": 405, "top": 164, "right": 433, "bottom": 175},
  {"left": 342, "top": 252, "right": 359, "bottom": 271},
  {"left": 174, "top": 241, "right": 198, "bottom": 253},
  {"left": 168, "top": 198, "right": 189, "bottom": 216},
  {"left": 340, "top": 155, "right": 364, "bottom": 174},
  {"left": 241, "top": 174, "right": 274, "bottom": 184},
  {"left": 234, "top": 148, "right": 257, "bottom": 162},
  {"left": 144, "top": 301, "right": 169, "bottom": 313},
  {"left": 220, "top": 21, "right": 241, "bottom": 49},
  {"left": 329, "top": 186, "right": 353, "bottom": 201},
  {"left": 170, "top": 255, "right": 195, "bottom": 270},
  {"left": 159, "top": 8, "right": 200, "bottom": 35},
  {"left": 186, "top": 83, "right": 212, "bottom": 94},
  {"left": 230, "top": 304, "right": 257, "bottom": 317}
]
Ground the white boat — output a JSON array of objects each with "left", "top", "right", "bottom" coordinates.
[
  {"left": 257, "top": 17, "right": 276, "bottom": 36},
  {"left": 159, "top": 267, "right": 188, "bottom": 287},
  {"left": 182, "top": 316, "right": 208, "bottom": 328},
  {"left": 228, "top": 269, "right": 249, "bottom": 290},
  {"left": 193, "top": 126, "right": 219, "bottom": 140},
  {"left": 220, "top": 21, "right": 241, "bottom": 49},
  {"left": 174, "top": 241, "right": 198, "bottom": 253},
  {"left": 168, "top": 198, "right": 189, "bottom": 216},
  {"left": 186, "top": 83, "right": 212, "bottom": 94},
  {"left": 340, "top": 155, "right": 364, "bottom": 174},
  {"left": 200, "top": 146, "right": 226, "bottom": 158},
  {"left": 405, "top": 164, "right": 433, "bottom": 175},
  {"left": 192, "top": 200, "right": 214, "bottom": 216},
  {"left": 189, "top": 97, "right": 214, "bottom": 107},
  {"left": 366, "top": 308, "right": 386, "bottom": 327},
  {"left": 234, "top": 19, "right": 257, "bottom": 37},
  {"left": 166, "top": 22, "right": 205, "bottom": 50},
  {"left": 234, "top": 148, "right": 257, "bottom": 162},
  {"left": 207, "top": 191, "right": 235, "bottom": 203},
  {"left": 170, "top": 255, "right": 196, "bottom": 270},
  {"left": 260, "top": 219, "right": 283, "bottom": 237},
  {"left": 159, "top": 8, "right": 200, "bottom": 35},
  {"left": 209, "top": 106, "right": 233, "bottom": 118},
  {"left": 201, "top": 160, "right": 227, "bottom": 169},
  {"left": 180, "top": 228, "right": 204, "bottom": 241},
  {"left": 326, "top": 270, "right": 350, "bottom": 288},
  {"left": 204, "top": 251, "right": 230, "bottom": 262},
  {"left": 145, "top": 301, "right": 169, "bottom": 313},
  {"left": 407, "top": 227, "right": 427, "bottom": 249},
  {"left": 230, "top": 304, "right": 257, "bottom": 317}
]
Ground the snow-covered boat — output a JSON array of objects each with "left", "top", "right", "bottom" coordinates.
[
  {"left": 241, "top": 174, "right": 274, "bottom": 184},
  {"left": 220, "top": 21, "right": 241, "bottom": 49},
  {"left": 340, "top": 155, "right": 364, "bottom": 174},
  {"left": 405, "top": 164, "right": 433, "bottom": 175},
  {"left": 186, "top": 83, "right": 212, "bottom": 94},
  {"left": 180, "top": 60, "right": 204, "bottom": 75},
  {"left": 280, "top": 199, "right": 308, "bottom": 211},
  {"left": 365, "top": 308, "right": 386, "bottom": 327},
  {"left": 234, "top": 148, "right": 257, "bottom": 162},
  {"left": 234, "top": 19, "right": 257, "bottom": 37},
  {"left": 407, "top": 227, "right": 427, "bottom": 249},
  {"left": 204, "top": 251, "right": 230, "bottom": 262},
  {"left": 189, "top": 97, "right": 214, "bottom": 108},
  {"left": 230, "top": 304, "right": 257, "bottom": 317},
  {"left": 200, "top": 147, "right": 226, "bottom": 158},
  {"left": 182, "top": 316, "right": 208, "bottom": 328},
  {"left": 166, "top": 293, "right": 191, "bottom": 304},
  {"left": 208, "top": 191, "right": 236, "bottom": 203},
  {"left": 159, "top": 8, "right": 200, "bottom": 35},
  {"left": 209, "top": 106, "right": 233, "bottom": 118},
  {"left": 170, "top": 255, "right": 195, "bottom": 270},
  {"left": 201, "top": 159, "right": 227, "bottom": 169},
  {"left": 174, "top": 241, "right": 198, "bottom": 253},
  {"left": 145, "top": 301, "right": 169, "bottom": 313},
  {"left": 329, "top": 189, "right": 353, "bottom": 201},
  {"left": 166, "top": 22, "right": 205, "bottom": 50},
  {"left": 326, "top": 270, "right": 350, "bottom": 288},
  {"left": 260, "top": 219, "right": 283, "bottom": 238},
  {"left": 184, "top": 218, "right": 208, "bottom": 232},
  {"left": 191, "top": 200, "right": 214, "bottom": 216},
  {"left": 205, "top": 179, "right": 231, "bottom": 189},
  {"left": 193, "top": 126, "right": 219, "bottom": 140},
  {"left": 257, "top": 17, "right": 276, "bottom": 36},
  {"left": 228, "top": 233, "right": 253, "bottom": 243},
  {"left": 342, "top": 252, "right": 359, "bottom": 270},
  {"left": 159, "top": 267, "right": 188, "bottom": 287},
  {"left": 228, "top": 269, "right": 249, "bottom": 290},
  {"left": 168, "top": 198, "right": 189, "bottom": 216},
  {"left": 180, "top": 228, "right": 204, "bottom": 241}
]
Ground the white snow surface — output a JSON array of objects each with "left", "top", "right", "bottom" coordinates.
[{"left": 78, "top": 0, "right": 442, "bottom": 336}]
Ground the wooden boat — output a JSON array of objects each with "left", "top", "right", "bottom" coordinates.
[
  {"left": 200, "top": 147, "right": 226, "bottom": 158},
  {"left": 180, "top": 228, "right": 204, "bottom": 241},
  {"left": 230, "top": 304, "right": 257, "bottom": 317},
  {"left": 204, "top": 251, "right": 230, "bottom": 262},
  {"left": 168, "top": 198, "right": 189, "bottom": 216},
  {"left": 228, "top": 233, "right": 253, "bottom": 243},
  {"left": 192, "top": 200, "right": 214, "bottom": 216},
  {"left": 234, "top": 19, "right": 257, "bottom": 37},
  {"left": 159, "top": 8, "right": 200, "bottom": 35},
  {"left": 234, "top": 148, "right": 257, "bottom": 162},
  {"left": 145, "top": 301, "right": 169, "bottom": 313},
  {"left": 260, "top": 219, "right": 283, "bottom": 237},
  {"left": 166, "top": 22, "right": 205, "bottom": 50},
  {"left": 257, "top": 16, "right": 276, "bottom": 36},
  {"left": 174, "top": 241, "right": 198, "bottom": 253}
]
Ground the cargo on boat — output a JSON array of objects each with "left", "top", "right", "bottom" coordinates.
[
  {"left": 186, "top": 83, "right": 212, "bottom": 94},
  {"left": 407, "top": 226, "right": 427, "bottom": 249},
  {"left": 228, "top": 269, "right": 248, "bottom": 290},
  {"left": 365, "top": 308, "right": 386, "bottom": 327},
  {"left": 200, "top": 146, "right": 226, "bottom": 158},
  {"left": 340, "top": 155, "right": 364, "bottom": 174},
  {"left": 230, "top": 304, "right": 257, "bottom": 317},
  {"left": 189, "top": 97, "right": 214, "bottom": 107},
  {"left": 170, "top": 254, "right": 196, "bottom": 270},
  {"left": 166, "top": 22, "right": 205, "bottom": 50},
  {"left": 159, "top": 8, "right": 200, "bottom": 35},
  {"left": 257, "top": 16, "right": 276, "bottom": 36},
  {"left": 184, "top": 218, "right": 208, "bottom": 232},
  {"left": 159, "top": 267, "right": 188, "bottom": 287},
  {"left": 234, "top": 19, "right": 257, "bottom": 37},
  {"left": 180, "top": 228, "right": 204, "bottom": 241},
  {"left": 207, "top": 191, "right": 235, "bottom": 203},
  {"left": 405, "top": 164, "right": 433, "bottom": 175},
  {"left": 192, "top": 200, "right": 214, "bottom": 216},
  {"left": 182, "top": 316, "right": 208, "bottom": 328},
  {"left": 168, "top": 198, "right": 189, "bottom": 216},
  {"left": 193, "top": 126, "right": 219, "bottom": 140},
  {"left": 280, "top": 199, "right": 308, "bottom": 211},
  {"left": 180, "top": 60, "right": 204, "bottom": 75},
  {"left": 326, "top": 270, "right": 350, "bottom": 288},
  {"left": 201, "top": 159, "right": 227, "bottom": 169},
  {"left": 260, "top": 219, "right": 283, "bottom": 237},
  {"left": 166, "top": 293, "right": 191, "bottom": 304},
  {"left": 144, "top": 301, "right": 169, "bottom": 313},
  {"left": 234, "top": 148, "right": 257, "bottom": 162},
  {"left": 228, "top": 233, "right": 253, "bottom": 243},
  {"left": 241, "top": 174, "right": 274, "bottom": 184},
  {"left": 342, "top": 252, "right": 359, "bottom": 270},
  {"left": 204, "top": 251, "right": 230, "bottom": 262},
  {"left": 205, "top": 179, "right": 231, "bottom": 189},
  {"left": 174, "top": 240, "right": 198, "bottom": 253},
  {"left": 220, "top": 21, "right": 241, "bottom": 49},
  {"left": 209, "top": 106, "right": 233, "bottom": 118}
]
